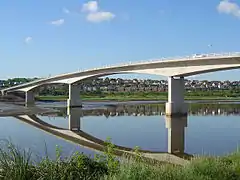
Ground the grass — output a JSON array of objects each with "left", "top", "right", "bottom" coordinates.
[
  {"left": 0, "top": 140, "right": 109, "bottom": 180},
  {"left": 35, "top": 90, "right": 240, "bottom": 101},
  {"left": 105, "top": 154, "right": 240, "bottom": 180},
  {"left": 1, "top": 139, "right": 240, "bottom": 180},
  {"left": 36, "top": 94, "right": 240, "bottom": 102}
]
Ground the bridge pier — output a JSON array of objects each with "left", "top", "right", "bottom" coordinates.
[
  {"left": 25, "top": 91, "right": 35, "bottom": 105},
  {"left": 0, "top": 90, "right": 4, "bottom": 96},
  {"left": 165, "top": 116, "right": 187, "bottom": 154},
  {"left": 67, "top": 107, "right": 82, "bottom": 131},
  {"left": 67, "top": 84, "right": 82, "bottom": 108},
  {"left": 165, "top": 77, "right": 188, "bottom": 117}
]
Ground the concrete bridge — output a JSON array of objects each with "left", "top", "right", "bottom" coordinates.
[{"left": 1, "top": 52, "right": 240, "bottom": 116}]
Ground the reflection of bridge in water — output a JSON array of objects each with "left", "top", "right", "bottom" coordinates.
[
  {"left": 54, "top": 104, "right": 240, "bottom": 118},
  {"left": 14, "top": 107, "right": 192, "bottom": 165}
]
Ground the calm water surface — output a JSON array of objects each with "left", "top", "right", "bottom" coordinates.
[{"left": 0, "top": 102, "right": 240, "bottom": 159}]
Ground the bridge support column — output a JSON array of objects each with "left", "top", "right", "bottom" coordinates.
[
  {"left": 67, "top": 107, "right": 82, "bottom": 131},
  {"left": 165, "top": 77, "right": 187, "bottom": 116},
  {"left": 25, "top": 91, "right": 35, "bottom": 105},
  {"left": 67, "top": 84, "right": 82, "bottom": 108},
  {"left": 0, "top": 90, "right": 4, "bottom": 96},
  {"left": 165, "top": 116, "right": 187, "bottom": 154}
]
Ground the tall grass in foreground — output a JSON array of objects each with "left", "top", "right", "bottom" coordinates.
[
  {"left": 0, "top": 140, "right": 109, "bottom": 180},
  {"left": 0, "top": 139, "right": 240, "bottom": 180},
  {"left": 104, "top": 155, "right": 240, "bottom": 180}
]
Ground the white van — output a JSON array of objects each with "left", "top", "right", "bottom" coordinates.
[{"left": 192, "top": 54, "right": 207, "bottom": 58}]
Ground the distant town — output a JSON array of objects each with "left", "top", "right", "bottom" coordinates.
[{"left": 0, "top": 77, "right": 239, "bottom": 93}]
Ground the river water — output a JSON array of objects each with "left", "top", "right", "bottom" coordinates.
[{"left": 0, "top": 101, "right": 240, "bottom": 159}]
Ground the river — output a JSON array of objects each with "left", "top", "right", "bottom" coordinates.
[{"left": 0, "top": 101, "right": 240, "bottom": 160}]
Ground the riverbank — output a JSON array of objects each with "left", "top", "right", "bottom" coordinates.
[
  {"left": 36, "top": 95, "right": 240, "bottom": 102},
  {"left": 1, "top": 140, "right": 240, "bottom": 180},
  {"left": 0, "top": 102, "right": 58, "bottom": 117}
]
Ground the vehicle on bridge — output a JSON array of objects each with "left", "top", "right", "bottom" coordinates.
[{"left": 192, "top": 54, "right": 207, "bottom": 58}]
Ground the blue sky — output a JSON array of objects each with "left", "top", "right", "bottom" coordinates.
[{"left": 0, "top": 0, "right": 240, "bottom": 80}]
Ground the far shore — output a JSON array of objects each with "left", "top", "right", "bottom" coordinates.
[{"left": 36, "top": 95, "right": 240, "bottom": 102}]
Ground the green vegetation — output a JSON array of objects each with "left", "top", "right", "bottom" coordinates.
[
  {"left": 1, "top": 78, "right": 39, "bottom": 87},
  {"left": 0, "top": 141, "right": 108, "bottom": 180},
  {"left": 1, "top": 139, "right": 240, "bottom": 180},
  {"left": 36, "top": 90, "right": 240, "bottom": 101}
]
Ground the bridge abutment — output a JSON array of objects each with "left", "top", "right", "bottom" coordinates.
[
  {"left": 165, "top": 77, "right": 188, "bottom": 117},
  {"left": 165, "top": 116, "right": 187, "bottom": 154},
  {"left": 25, "top": 91, "right": 35, "bottom": 105},
  {"left": 67, "top": 84, "right": 82, "bottom": 108}
]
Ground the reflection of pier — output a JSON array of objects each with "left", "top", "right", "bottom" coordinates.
[
  {"left": 14, "top": 107, "right": 192, "bottom": 165},
  {"left": 67, "top": 108, "right": 82, "bottom": 131},
  {"left": 165, "top": 116, "right": 187, "bottom": 155}
]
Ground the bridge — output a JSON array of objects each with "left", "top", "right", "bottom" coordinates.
[{"left": 1, "top": 52, "right": 240, "bottom": 116}]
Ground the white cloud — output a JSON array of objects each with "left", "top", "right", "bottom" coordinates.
[
  {"left": 82, "top": 1, "right": 115, "bottom": 23},
  {"left": 82, "top": 1, "right": 98, "bottom": 13},
  {"left": 87, "top": 11, "right": 115, "bottom": 22},
  {"left": 24, "top": 36, "right": 32, "bottom": 44},
  {"left": 217, "top": 0, "right": 240, "bottom": 18},
  {"left": 63, "top": 8, "right": 70, "bottom": 14},
  {"left": 50, "top": 19, "right": 65, "bottom": 26}
]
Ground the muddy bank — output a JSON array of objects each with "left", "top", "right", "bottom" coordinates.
[
  {"left": 0, "top": 102, "right": 58, "bottom": 117},
  {"left": 0, "top": 94, "right": 24, "bottom": 102}
]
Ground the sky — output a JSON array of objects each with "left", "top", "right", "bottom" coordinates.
[{"left": 0, "top": 0, "right": 240, "bottom": 80}]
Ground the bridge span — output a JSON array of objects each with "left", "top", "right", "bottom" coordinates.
[{"left": 1, "top": 52, "right": 240, "bottom": 116}]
